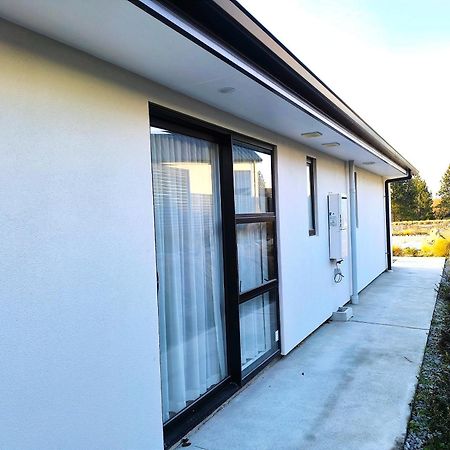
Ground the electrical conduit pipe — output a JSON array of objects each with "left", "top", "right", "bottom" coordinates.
[{"left": 348, "top": 161, "right": 359, "bottom": 304}]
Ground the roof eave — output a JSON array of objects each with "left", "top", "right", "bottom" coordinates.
[{"left": 155, "top": 0, "right": 417, "bottom": 175}]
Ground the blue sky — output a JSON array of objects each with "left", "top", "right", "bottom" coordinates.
[
  {"left": 239, "top": 0, "right": 450, "bottom": 195},
  {"left": 355, "top": 0, "right": 450, "bottom": 47}
]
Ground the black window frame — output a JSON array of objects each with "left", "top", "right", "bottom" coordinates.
[
  {"left": 149, "top": 104, "right": 280, "bottom": 448},
  {"left": 306, "top": 156, "right": 317, "bottom": 236},
  {"left": 232, "top": 139, "right": 279, "bottom": 380}
]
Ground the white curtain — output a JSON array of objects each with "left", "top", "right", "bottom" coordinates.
[
  {"left": 233, "top": 145, "right": 275, "bottom": 370},
  {"left": 151, "top": 130, "right": 227, "bottom": 422},
  {"left": 236, "top": 225, "right": 274, "bottom": 369},
  {"left": 239, "top": 293, "right": 274, "bottom": 369},
  {"left": 236, "top": 222, "right": 269, "bottom": 293}
]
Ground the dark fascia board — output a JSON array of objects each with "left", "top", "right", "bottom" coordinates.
[{"left": 150, "top": 0, "right": 417, "bottom": 175}]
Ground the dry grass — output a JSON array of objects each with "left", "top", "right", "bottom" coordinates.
[
  {"left": 392, "top": 220, "right": 450, "bottom": 236},
  {"left": 392, "top": 221, "right": 450, "bottom": 257}
]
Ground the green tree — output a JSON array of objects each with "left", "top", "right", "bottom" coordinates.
[
  {"left": 415, "top": 175, "right": 434, "bottom": 220},
  {"left": 391, "top": 175, "right": 434, "bottom": 221},
  {"left": 436, "top": 164, "right": 450, "bottom": 219},
  {"left": 391, "top": 178, "right": 419, "bottom": 221}
]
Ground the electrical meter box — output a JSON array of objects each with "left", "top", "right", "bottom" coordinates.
[{"left": 328, "top": 193, "right": 348, "bottom": 260}]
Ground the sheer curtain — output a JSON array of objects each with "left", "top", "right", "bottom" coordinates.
[
  {"left": 240, "top": 293, "right": 274, "bottom": 370},
  {"left": 233, "top": 145, "right": 275, "bottom": 371},
  {"left": 236, "top": 222, "right": 274, "bottom": 369},
  {"left": 151, "top": 129, "right": 227, "bottom": 422},
  {"left": 236, "top": 222, "right": 270, "bottom": 292}
]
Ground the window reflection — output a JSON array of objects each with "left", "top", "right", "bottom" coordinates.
[{"left": 233, "top": 144, "right": 273, "bottom": 213}]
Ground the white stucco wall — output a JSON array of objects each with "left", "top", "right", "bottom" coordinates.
[
  {"left": 0, "top": 21, "right": 164, "bottom": 450},
  {"left": 355, "top": 168, "right": 388, "bottom": 291},
  {"left": 275, "top": 150, "right": 353, "bottom": 353},
  {"left": 0, "top": 19, "right": 389, "bottom": 448}
]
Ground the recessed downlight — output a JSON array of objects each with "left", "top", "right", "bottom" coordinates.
[
  {"left": 301, "top": 131, "right": 322, "bottom": 138},
  {"left": 362, "top": 161, "right": 376, "bottom": 165},
  {"left": 321, "top": 142, "right": 340, "bottom": 148},
  {"left": 218, "top": 86, "right": 235, "bottom": 94}
]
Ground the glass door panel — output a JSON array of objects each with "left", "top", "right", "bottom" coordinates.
[
  {"left": 239, "top": 292, "right": 278, "bottom": 376},
  {"left": 151, "top": 127, "right": 227, "bottom": 422},
  {"left": 233, "top": 144, "right": 273, "bottom": 213},
  {"left": 236, "top": 222, "right": 275, "bottom": 293},
  {"left": 233, "top": 141, "right": 279, "bottom": 378}
]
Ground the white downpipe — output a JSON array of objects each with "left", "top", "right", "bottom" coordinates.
[{"left": 349, "top": 161, "right": 359, "bottom": 304}]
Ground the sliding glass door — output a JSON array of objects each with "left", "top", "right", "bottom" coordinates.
[
  {"left": 149, "top": 108, "right": 279, "bottom": 445},
  {"left": 151, "top": 126, "right": 227, "bottom": 422}
]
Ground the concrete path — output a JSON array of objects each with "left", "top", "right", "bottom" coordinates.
[{"left": 185, "top": 257, "right": 445, "bottom": 450}]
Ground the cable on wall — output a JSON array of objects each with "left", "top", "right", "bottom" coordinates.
[{"left": 334, "top": 259, "right": 344, "bottom": 283}]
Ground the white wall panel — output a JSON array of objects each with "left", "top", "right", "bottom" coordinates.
[
  {"left": 0, "top": 21, "right": 164, "bottom": 450},
  {"left": 275, "top": 148, "right": 352, "bottom": 353},
  {"left": 355, "top": 169, "right": 388, "bottom": 291}
]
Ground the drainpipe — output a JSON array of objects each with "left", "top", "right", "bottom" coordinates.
[
  {"left": 349, "top": 161, "right": 359, "bottom": 304},
  {"left": 384, "top": 169, "right": 412, "bottom": 271}
]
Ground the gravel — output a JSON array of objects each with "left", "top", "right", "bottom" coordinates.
[{"left": 403, "top": 259, "right": 450, "bottom": 450}]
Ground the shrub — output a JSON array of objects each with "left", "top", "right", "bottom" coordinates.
[
  {"left": 440, "top": 271, "right": 450, "bottom": 301},
  {"left": 403, "top": 247, "right": 420, "bottom": 257},
  {"left": 420, "top": 243, "right": 433, "bottom": 257},
  {"left": 430, "top": 236, "right": 450, "bottom": 257},
  {"left": 421, "top": 230, "right": 450, "bottom": 257},
  {"left": 392, "top": 245, "right": 404, "bottom": 256}
]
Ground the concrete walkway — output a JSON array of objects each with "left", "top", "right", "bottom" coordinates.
[{"left": 186, "top": 257, "right": 445, "bottom": 450}]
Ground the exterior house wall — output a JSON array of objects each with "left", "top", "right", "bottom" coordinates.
[
  {"left": 355, "top": 168, "right": 388, "bottom": 291},
  {"left": 1, "top": 20, "right": 388, "bottom": 449},
  {"left": 276, "top": 151, "right": 352, "bottom": 353},
  {"left": 0, "top": 21, "right": 164, "bottom": 450}
]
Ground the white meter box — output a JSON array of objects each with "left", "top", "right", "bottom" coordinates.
[{"left": 328, "top": 193, "right": 348, "bottom": 260}]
